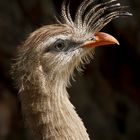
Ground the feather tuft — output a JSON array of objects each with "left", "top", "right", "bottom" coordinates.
[{"left": 61, "top": 0, "right": 132, "bottom": 34}]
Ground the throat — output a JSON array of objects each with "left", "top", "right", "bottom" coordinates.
[{"left": 20, "top": 74, "right": 90, "bottom": 140}]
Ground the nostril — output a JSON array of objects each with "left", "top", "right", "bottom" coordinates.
[{"left": 88, "top": 36, "right": 96, "bottom": 41}]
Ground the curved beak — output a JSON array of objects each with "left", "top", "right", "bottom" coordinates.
[{"left": 83, "top": 32, "right": 119, "bottom": 48}]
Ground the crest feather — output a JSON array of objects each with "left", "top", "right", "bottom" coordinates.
[{"left": 61, "top": 0, "right": 132, "bottom": 33}]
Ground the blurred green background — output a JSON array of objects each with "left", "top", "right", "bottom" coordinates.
[{"left": 0, "top": 0, "right": 139, "bottom": 140}]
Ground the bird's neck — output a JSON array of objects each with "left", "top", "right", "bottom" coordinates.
[{"left": 20, "top": 69, "right": 90, "bottom": 140}]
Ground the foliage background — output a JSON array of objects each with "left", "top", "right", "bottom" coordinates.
[{"left": 0, "top": 0, "right": 139, "bottom": 140}]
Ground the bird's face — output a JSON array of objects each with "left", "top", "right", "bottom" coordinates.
[
  {"left": 14, "top": 0, "right": 131, "bottom": 85},
  {"left": 38, "top": 25, "right": 119, "bottom": 77}
]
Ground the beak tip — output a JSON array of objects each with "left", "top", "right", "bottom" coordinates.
[{"left": 116, "top": 40, "right": 120, "bottom": 45}]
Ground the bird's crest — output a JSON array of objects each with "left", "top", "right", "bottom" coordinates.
[{"left": 59, "top": 0, "right": 132, "bottom": 34}]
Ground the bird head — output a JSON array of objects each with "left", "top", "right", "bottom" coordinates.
[{"left": 12, "top": 0, "right": 132, "bottom": 88}]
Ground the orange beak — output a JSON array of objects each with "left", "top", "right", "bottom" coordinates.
[{"left": 83, "top": 32, "right": 119, "bottom": 48}]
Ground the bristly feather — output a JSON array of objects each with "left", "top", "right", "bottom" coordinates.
[{"left": 61, "top": 0, "right": 132, "bottom": 34}]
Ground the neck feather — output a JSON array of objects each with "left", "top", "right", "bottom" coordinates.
[{"left": 19, "top": 68, "right": 90, "bottom": 140}]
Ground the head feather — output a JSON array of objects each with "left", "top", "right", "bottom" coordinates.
[{"left": 61, "top": 0, "right": 132, "bottom": 34}]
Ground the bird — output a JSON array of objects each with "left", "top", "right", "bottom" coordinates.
[{"left": 11, "top": 0, "right": 132, "bottom": 140}]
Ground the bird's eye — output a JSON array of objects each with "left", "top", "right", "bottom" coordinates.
[{"left": 54, "top": 39, "right": 66, "bottom": 51}]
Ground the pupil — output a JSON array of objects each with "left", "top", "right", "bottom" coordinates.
[{"left": 57, "top": 43, "right": 63, "bottom": 48}]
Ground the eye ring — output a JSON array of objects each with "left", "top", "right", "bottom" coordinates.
[{"left": 54, "top": 39, "right": 66, "bottom": 51}]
